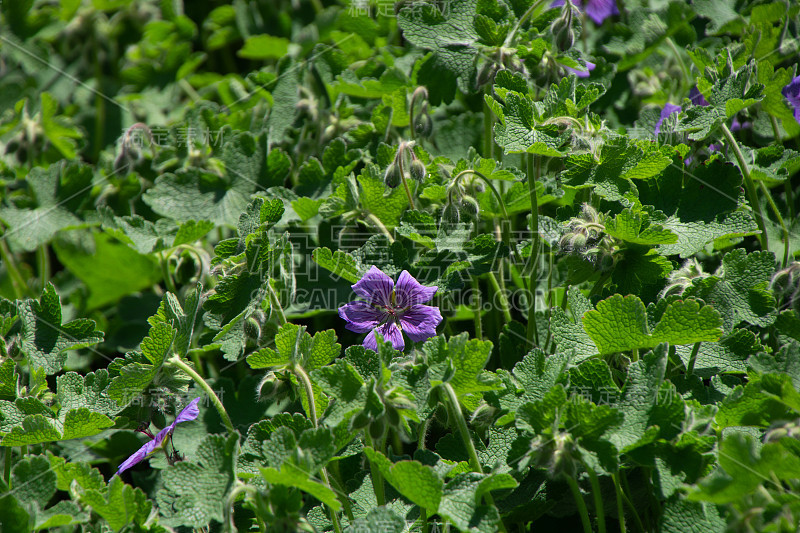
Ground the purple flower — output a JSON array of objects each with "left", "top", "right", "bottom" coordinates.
[
  {"left": 339, "top": 266, "right": 442, "bottom": 351},
  {"left": 654, "top": 102, "right": 681, "bottom": 135},
  {"left": 689, "top": 87, "right": 708, "bottom": 107},
  {"left": 564, "top": 60, "right": 595, "bottom": 78},
  {"left": 552, "top": 0, "right": 618, "bottom": 24},
  {"left": 116, "top": 397, "right": 200, "bottom": 475},
  {"left": 782, "top": 76, "right": 800, "bottom": 123}
]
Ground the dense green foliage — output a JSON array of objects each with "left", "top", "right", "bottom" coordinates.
[{"left": 1, "top": 0, "right": 800, "bottom": 531}]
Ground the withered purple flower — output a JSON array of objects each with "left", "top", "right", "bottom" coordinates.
[
  {"left": 116, "top": 397, "right": 200, "bottom": 475},
  {"left": 339, "top": 266, "right": 442, "bottom": 351}
]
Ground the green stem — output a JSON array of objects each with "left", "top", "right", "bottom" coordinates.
[
  {"left": 267, "top": 281, "right": 288, "bottom": 325},
  {"left": 526, "top": 154, "right": 540, "bottom": 346},
  {"left": 589, "top": 271, "right": 612, "bottom": 298},
  {"left": 159, "top": 252, "right": 177, "bottom": 294},
  {"left": 631, "top": 348, "right": 639, "bottom": 363},
  {"left": 442, "top": 383, "right": 508, "bottom": 533},
  {"left": 484, "top": 88, "right": 494, "bottom": 159},
  {"left": 396, "top": 151, "right": 416, "bottom": 210},
  {"left": 168, "top": 355, "right": 235, "bottom": 434},
  {"left": 418, "top": 418, "right": 430, "bottom": 450},
  {"left": 612, "top": 473, "right": 627, "bottom": 533},
  {"left": 366, "top": 213, "right": 395, "bottom": 243},
  {"left": 365, "top": 433, "right": 386, "bottom": 506},
  {"left": 471, "top": 277, "right": 483, "bottom": 339},
  {"left": 0, "top": 237, "right": 28, "bottom": 298},
  {"left": 759, "top": 181, "right": 789, "bottom": 267},
  {"left": 503, "top": 0, "right": 548, "bottom": 47},
  {"left": 587, "top": 468, "right": 606, "bottom": 533},
  {"left": 686, "top": 342, "right": 701, "bottom": 376},
  {"left": 785, "top": 181, "right": 795, "bottom": 222},
  {"left": 37, "top": 245, "right": 50, "bottom": 289},
  {"left": 665, "top": 37, "right": 691, "bottom": 85},
  {"left": 488, "top": 272, "right": 512, "bottom": 324},
  {"left": 720, "top": 123, "right": 768, "bottom": 250},
  {"left": 4, "top": 446, "right": 11, "bottom": 487},
  {"left": 293, "top": 362, "right": 343, "bottom": 533},
  {"left": 618, "top": 471, "right": 646, "bottom": 533},
  {"left": 566, "top": 476, "right": 593, "bottom": 533}
]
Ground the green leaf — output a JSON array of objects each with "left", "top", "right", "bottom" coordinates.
[
  {"left": 604, "top": 208, "right": 678, "bottom": 245},
  {"left": 749, "top": 342, "right": 800, "bottom": 390},
  {"left": 423, "top": 333, "right": 500, "bottom": 409},
  {"left": 261, "top": 463, "right": 341, "bottom": 511},
  {"left": 582, "top": 295, "right": 722, "bottom": 355},
  {"left": 18, "top": 283, "right": 104, "bottom": 375},
  {"left": 79, "top": 476, "right": 152, "bottom": 532},
  {"left": 715, "top": 373, "right": 800, "bottom": 429},
  {"left": 157, "top": 432, "right": 239, "bottom": 528},
  {"left": 660, "top": 498, "right": 726, "bottom": 533},
  {"left": 311, "top": 247, "right": 361, "bottom": 284},
  {"left": 684, "top": 249, "right": 777, "bottom": 333},
  {"left": 363, "top": 447, "right": 444, "bottom": 511},
  {"left": 0, "top": 161, "right": 91, "bottom": 252},
  {"left": 238, "top": 34, "right": 290, "bottom": 59}
]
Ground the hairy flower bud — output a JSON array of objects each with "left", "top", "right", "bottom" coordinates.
[
  {"left": 384, "top": 162, "right": 402, "bottom": 188},
  {"left": 442, "top": 202, "right": 461, "bottom": 224},
  {"left": 409, "top": 158, "right": 426, "bottom": 181},
  {"left": 414, "top": 102, "right": 433, "bottom": 137},
  {"left": 552, "top": 0, "right": 576, "bottom": 51},
  {"left": 461, "top": 196, "right": 480, "bottom": 218}
]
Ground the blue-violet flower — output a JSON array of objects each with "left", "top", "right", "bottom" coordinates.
[
  {"left": 116, "top": 397, "right": 200, "bottom": 475},
  {"left": 654, "top": 102, "right": 681, "bottom": 135},
  {"left": 782, "top": 76, "right": 800, "bottom": 123},
  {"left": 339, "top": 266, "right": 442, "bottom": 351},
  {"left": 552, "top": 0, "right": 618, "bottom": 25}
]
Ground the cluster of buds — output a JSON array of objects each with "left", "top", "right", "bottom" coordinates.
[
  {"left": 441, "top": 168, "right": 484, "bottom": 225},
  {"left": 384, "top": 140, "right": 426, "bottom": 188},
  {"left": 350, "top": 380, "right": 418, "bottom": 442},
  {"left": 770, "top": 262, "right": 800, "bottom": 314},
  {"left": 559, "top": 204, "right": 618, "bottom": 271},
  {"left": 660, "top": 258, "right": 710, "bottom": 298},
  {"left": 764, "top": 418, "right": 800, "bottom": 443}
]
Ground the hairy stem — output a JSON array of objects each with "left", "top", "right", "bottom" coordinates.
[
  {"left": 526, "top": 154, "right": 541, "bottom": 346},
  {"left": 471, "top": 277, "right": 483, "bottom": 339},
  {"left": 366, "top": 213, "right": 395, "bottom": 243},
  {"left": 566, "top": 475, "right": 593, "bottom": 533},
  {"left": 686, "top": 342, "right": 701, "bottom": 376},
  {"left": 612, "top": 472, "right": 627, "bottom": 533},
  {"left": 443, "top": 383, "right": 507, "bottom": 533},
  {"left": 758, "top": 181, "right": 789, "bottom": 267},
  {"left": 159, "top": 252, "right": 177, "bottom": 295},
  {"left": 720, "top": 123, "right": 768, "bottom": 250},
  {"left": 488, "top": 272, "right": 512, "bottom": 323},
  {"left": 0, "top": 237, "right": 28, "bottom": 298},
  {"left": 168, "top": 355, "right": 235, "bottom": 434},
  {"left": 267, "top": 281, "right": 288, "bottom": 325},
  {"left": 587, "top": 467, "right": 606, "bottom": 533},
  {"left": 365, "top": 433, "right": 386, "bottom": 506}
]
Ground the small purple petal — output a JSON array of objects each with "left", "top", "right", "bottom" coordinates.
[
  {"left": 339, "top": 301, "right": 384, "bottom": 333},
  {"left": 782, "top": 76, "right": 800, "bottom": 123},
  {"left": 175, "top": 397, "right": 201, "bottom": 424},
  {"left": 654, "top": 103, "right": 681, "bottom": 135},
  {"left": 399, "top": 305, "right": 443, "bottom": 343},
  {"left": 689, "top": 87, "right": 708, "bottom": 107},
  {"left": 351, "top": 266, "right": 394, "bottom": 306},
  {"left": 363, "top": 322, "right": 405, "bottom": 351},
  {"left": 729, "top": 118, "right": 751, "bottom": 132},
  {"left": 116, "top": 439, "right": 156, "bottom": 475},
  {"left": 565, "top": 60, "right": 595, "bottom": 78},
  {"left": 583, "top": 0, "right": 618, "bottom": 24},
  {"left": 395, "top": 271, "right": 438, "bottom": 307}
]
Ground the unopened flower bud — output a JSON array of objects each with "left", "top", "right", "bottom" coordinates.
[
  {"left": 369, "top": 416, "right": 387, "bottom": 440},
  {"left": 461, "top": 196, "right": 480, "bottom": 218},
  {"left": 442, "top": 202, "right": 461, "bottom": 224},
  {"left": 244, "top": 317, "right": 262, "bottom": 341},
  {"left": 414, "top": 103, "right": 433, "bottom": 138},
  {"left": 409, "top": 158, "right": 426, "bottom": 181},
  {"left": 552, "top": 0, "right": 576, "bottom": 52},
  {"left": 384, "top": 162, "right": 402, "bottom": 188}
]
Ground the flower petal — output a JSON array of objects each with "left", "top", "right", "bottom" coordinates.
[
  {"left": 782, "top": 76, "right": 800, "bottom": 123},
  {"left": 351, "top": 266, "right": 394, "bottom": 306},
  {"left": 395, "top": 270, "right": 438, "bottom": 307},
  {"left": 565, "top": 60, "right": 595, "bottom": 78},
  {"left": 584, "top": 0, "right": 618, "bottom": 24},
  {"left": 655, "top": 103, "right": 681, "bottom": 135},
  {"left": 339, "top": 301, "right": 384, "bottom": 333},
  {"left": 689, "top": 86, "right": 708, "bottom": 107},
  {"left": 175, "top": 397, "right": 201, "bottom": 424},
  {"left": 399, "top": 305, "right": 443, "bottom": 343},
  {"left": 116, "top": 439, "right": 157, "bottom": 475},
  {"left": 363, "top": 322, "right": 405, "bottom": 351}
]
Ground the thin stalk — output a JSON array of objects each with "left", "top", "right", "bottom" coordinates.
[
  {"left": 488, "top": 272, "right": 512, "bottom": 323},
  {"left": 686, "top": 342, "right": 701, "bottom": 376},
  {"left": 293, "top": 362, "right": 343, "bottom": 533},
  {"left": 785, "top": 181, "right": 795, "bottom": 222},
  {"left": 267, "top": 281, "right": 288, "bottom": 325},
  {"left": 484, "top": 87, "right": 494, "bottom": 158},
  {"left": 442, "top": 383, "right": 508, "bottom": 533},
  {"left": 631, "top": 348, "right": 639, "bottom": 363},
  {"left": 589, "top": 271, "right": 612, "bottom": 298},
  {"left": 720, "top": 123, "right": 768, "bottom": 250},
  {"left": 189, "top": 351, "right": 205, "bottom": 378},
  {"left": 471, "top": 277, "right": 483, "bottom": 339},
  {"left": 37, "top": 245, "right": 50, "bottom": 288},
  {"left": 759, "top": 181, "right": 790, "bottom": 267},
  {"left": 418, "top": 418, "right": 430, "bottom": 450},
  {"left": 503, "top": 0, "right": 548, "bottom": 47},
  {"left": 0, "top": 237, "right": 28, "bottom": 298},
  {"left": 159, "top": 252, "right": 177, "bottom": 295},
  {"left": 586, "top": 468, "right": 606, "bottom": 533},
  {"left": 4, "top": 447, "right": 11, "bottom": 487},
  {"left": 618, "top": 471, "right": 646, "bottom": 533},
  {"left": 168, "top": 355, "right": 235, "bottom": 434},
  {"left": 566, "top": 475, "right": 593, "bottom": 533},
  {"left": 366, "top": 213, "right": 395, "bottom": 243},
  {"left": 365, "top": 433, "right": 386, "bottom": 506},
  {"left": 526, "top": 154, "right": 540, "bottom": 346},
  {"left": 396, "top": 152, "right": 417, "bottom": 210},
  {"left": 612, "top": 472, "right": 627, "bottom": 533},
  {"left": 665, "top": 38, "right": 691, "bottom": 85}
]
